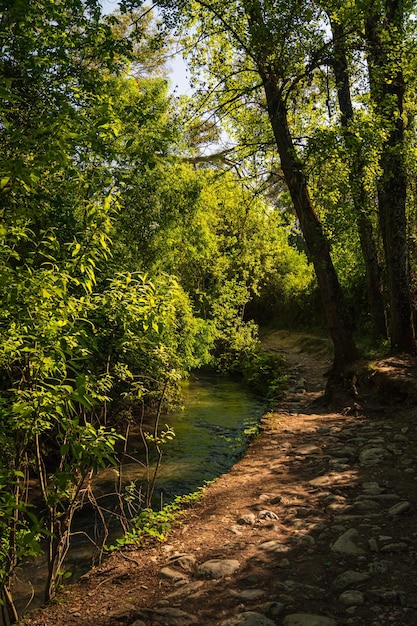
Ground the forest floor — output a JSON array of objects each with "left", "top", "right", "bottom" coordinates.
[{"left": 21, "top": 329, "right": 417, "bottom": 626}]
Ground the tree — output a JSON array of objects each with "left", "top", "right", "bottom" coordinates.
[
  {"left": 329, "top": 10, "right": 387, "bottom": 342},
  {"left": 363, "top": 0, "right": 415, "bottom": 351},
  {"left": 150, "top": 0, "right": 358, "bottom": 378}
]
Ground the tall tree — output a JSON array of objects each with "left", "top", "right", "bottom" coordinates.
[
  {"left": 151, "top": 0, "right": 358, "bottom": 378},
  {"left": 329, "top": 12, "right": 387, "bottom": 342},
  {"left": 363, "top": 0, "right": 415, "bottom": 351}
]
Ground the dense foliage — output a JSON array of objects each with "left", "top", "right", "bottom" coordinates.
[
  {"left": 149, "top": 0, "right": 417, "bottom": 367},
  {"left": 0, "top": 0, "right": 311, "bottom": 619},
  {"left": 5, "top": 0, "right": 417, "bottom": 619}
]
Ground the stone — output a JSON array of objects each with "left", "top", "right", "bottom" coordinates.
[
  {"left": 368, "top": 560, "right": 392, "bottom": 574},
  {"left": 238, "top": 513, "right": 257, "bottom": 525},
  {"left": 158, "top": 567, "right": 189, "bottom": 583},
  {"left": 332, "top": 528, "right": 366, "bottom": 556},
  {"left": 259, "top": 602, "right": 285, "bottom": 617},
  {"left": 167, "top": 554, "right": 197, "bottom": 572},
  {"left": 258, "top": 510, "right": 279, "bottom": 520},
  {"left": 152, "top": 607, "right": 198, "bottom": 625},
  {"left": 333, "top": 570, "right": 370, "bottom": 590},
  {"left": 218, "top": 611, "right": 277, "bottom": 626},
  {"left": 230, "top": 588, "right": 266, "bottom": 601},
  {"left": 380, "top": 542, "right": 408, "bottom": 553},
  {"left": 197, "top": 558, "right": 240, "bottom": 579},
  {"left": 258, "top": 540, "right": 290, "bottom": 553},
  {"left": 339, "top": 590, "right": 365, "bottom": 606},
  {"left": 359, "top": 447, "right": 389, "bottom": 465},
  {"left": 295, "top": 444, "right": 321, "bottom": 455},
  {"left": 352, "top": 498, "right": 380, "bottom": 510},
  {"left": 282, "top": 614, "right": 337, "bottom": 626},
  {"left": 362, "top": 482, "right": 384, "bottom": 495},
  {"left": 166, "top": 581, "right": 205, "bottom": 600},
  {"left": 388, "top": 501, "right": 410, "bottom": 515},
  {"left": 309, "top": 475, "right": 336, "bottom": 487}
]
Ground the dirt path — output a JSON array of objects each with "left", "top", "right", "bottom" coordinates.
[{"left": 22, "top": 331, "right": 417, "bottom": 626}]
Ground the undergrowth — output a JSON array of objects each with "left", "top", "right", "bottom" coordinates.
[{"left": 107, "top": 483, "right": 211, "bottom": 551}]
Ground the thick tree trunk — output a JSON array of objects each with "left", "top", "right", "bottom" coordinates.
[
  {"left": 259, "top": 70, "right": 357, "bottom": 377},
  {"left": 365, "top": 5, "right": 415, "bottom": 352},
  {"left": 331, "top": 20, "right": 387, "bottom": 343}
]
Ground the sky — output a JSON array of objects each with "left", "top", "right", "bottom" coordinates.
[{"left": 100, "top": 0, "right": 191, "bottom": 95}]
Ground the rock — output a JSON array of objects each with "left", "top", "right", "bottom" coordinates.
[
  {"left": 309, "top": 475, "right": 336, "bottom": 487},
  {"left": 238, "top": 513, "right": 257, "bottom": 525},
  {"left": 380, "top": 542, "right": 408, "bottom": 553},
  {"left": 333, "top": 570, "right": 370, "bottom": 590},
  {"left": 258, "top": 602, "right": 285, "bottom": 617},
  {"left": 167, "top": 554, "right": 197, "bottom": 572},
  {"left": 258, "top": 540, "right": 290, "bottom": 553},
  {"left": 258, "top": 510, "right": 279, "bottom": 520},
  {"left": 359, "top": 447, "right": 389, "bottom": 465},
  {"left": 362, "top": 482, "right": 384, "bottom": 495},
  {"left": 282, "top": 614, "right": 337, "bottom": 626},
  {"left": 331, "top": 528, "right": 366, "bottom": 556},
  {"left": 295, "top": 444, "right": 321, "bottom": 455},
  {"left": 230, "top": 588, "right": 266, "bottom": 601},
  {"left": 158, "top": 567, "right": 189, "bottom": 583},
  {"left": 339, "top": 590, "right": 365, "bottom": 606},
  {"left": 352, "top": 499, "right": 380, "bottom": 511},
  {"left": 152, "top": 607, "right": 198, "bottom": 625},
  {"left": 130, "top": 621, "right": 146, "bottom": 626},
  {"left": 388, "top": 501, "right": 410, "bottom": 515},
  {"left": 218, "top": 611, "right": 277, "bottom": 626},
  {"left": 368, "top": 560, "right": 392, "bottom": 574},
  {"left": 197, "top": 558, "right": 240, "bottom": 579},
  {"left": 166, "top": 581, "right": 205, "bottom": 600},
  {"left": 367, "top": 588, "right": 407, "bottom": 605}
]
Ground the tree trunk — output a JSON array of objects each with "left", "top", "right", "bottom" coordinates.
[
  {"left": 260, "top": 69, "right": 358, "bottom": 377},
  {"left": 331, "top": 19, "right": 387, "bottom": 343},
  {"left": 243, "top": 0, "right": 357, "bottom": 378},
  {"left": 365, "top": 4, "right": 415, "bottom": 352}
]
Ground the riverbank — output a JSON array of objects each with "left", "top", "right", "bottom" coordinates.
[{"left": 22, "top": 330, "right": 417, "bottom": 626}]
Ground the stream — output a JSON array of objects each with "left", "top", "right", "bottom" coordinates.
[{"left": 9, "top": 372, "right": 265, "bottom": 619}]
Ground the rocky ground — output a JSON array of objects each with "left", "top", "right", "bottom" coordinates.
[{"left": 22, "top": 331, "right": 417, "bottom": 626}]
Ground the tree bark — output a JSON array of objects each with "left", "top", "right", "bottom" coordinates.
[
  {"left": 364, "top": 3, "right": 415, "bottom": 352},
  {"left": 242, "top": 2, "right": 358, "bottom": 377},
  {"left": 260, "top": 69, "right": 357, "bottom": 376},
  {"left": 331, "top": 19, "right": 387, "bottom": 343}
]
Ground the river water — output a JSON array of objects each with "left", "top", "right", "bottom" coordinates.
[{"left": 9, "top": 372, "right": 265, "bottom": 619}]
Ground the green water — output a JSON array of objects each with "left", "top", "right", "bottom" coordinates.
[{"left": 127, "top": 372, "right": 265, "bottom": 503}]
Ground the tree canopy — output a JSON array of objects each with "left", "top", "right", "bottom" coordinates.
[{"left": 2, "top": 0, "right": 417, "bottom": 620}]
